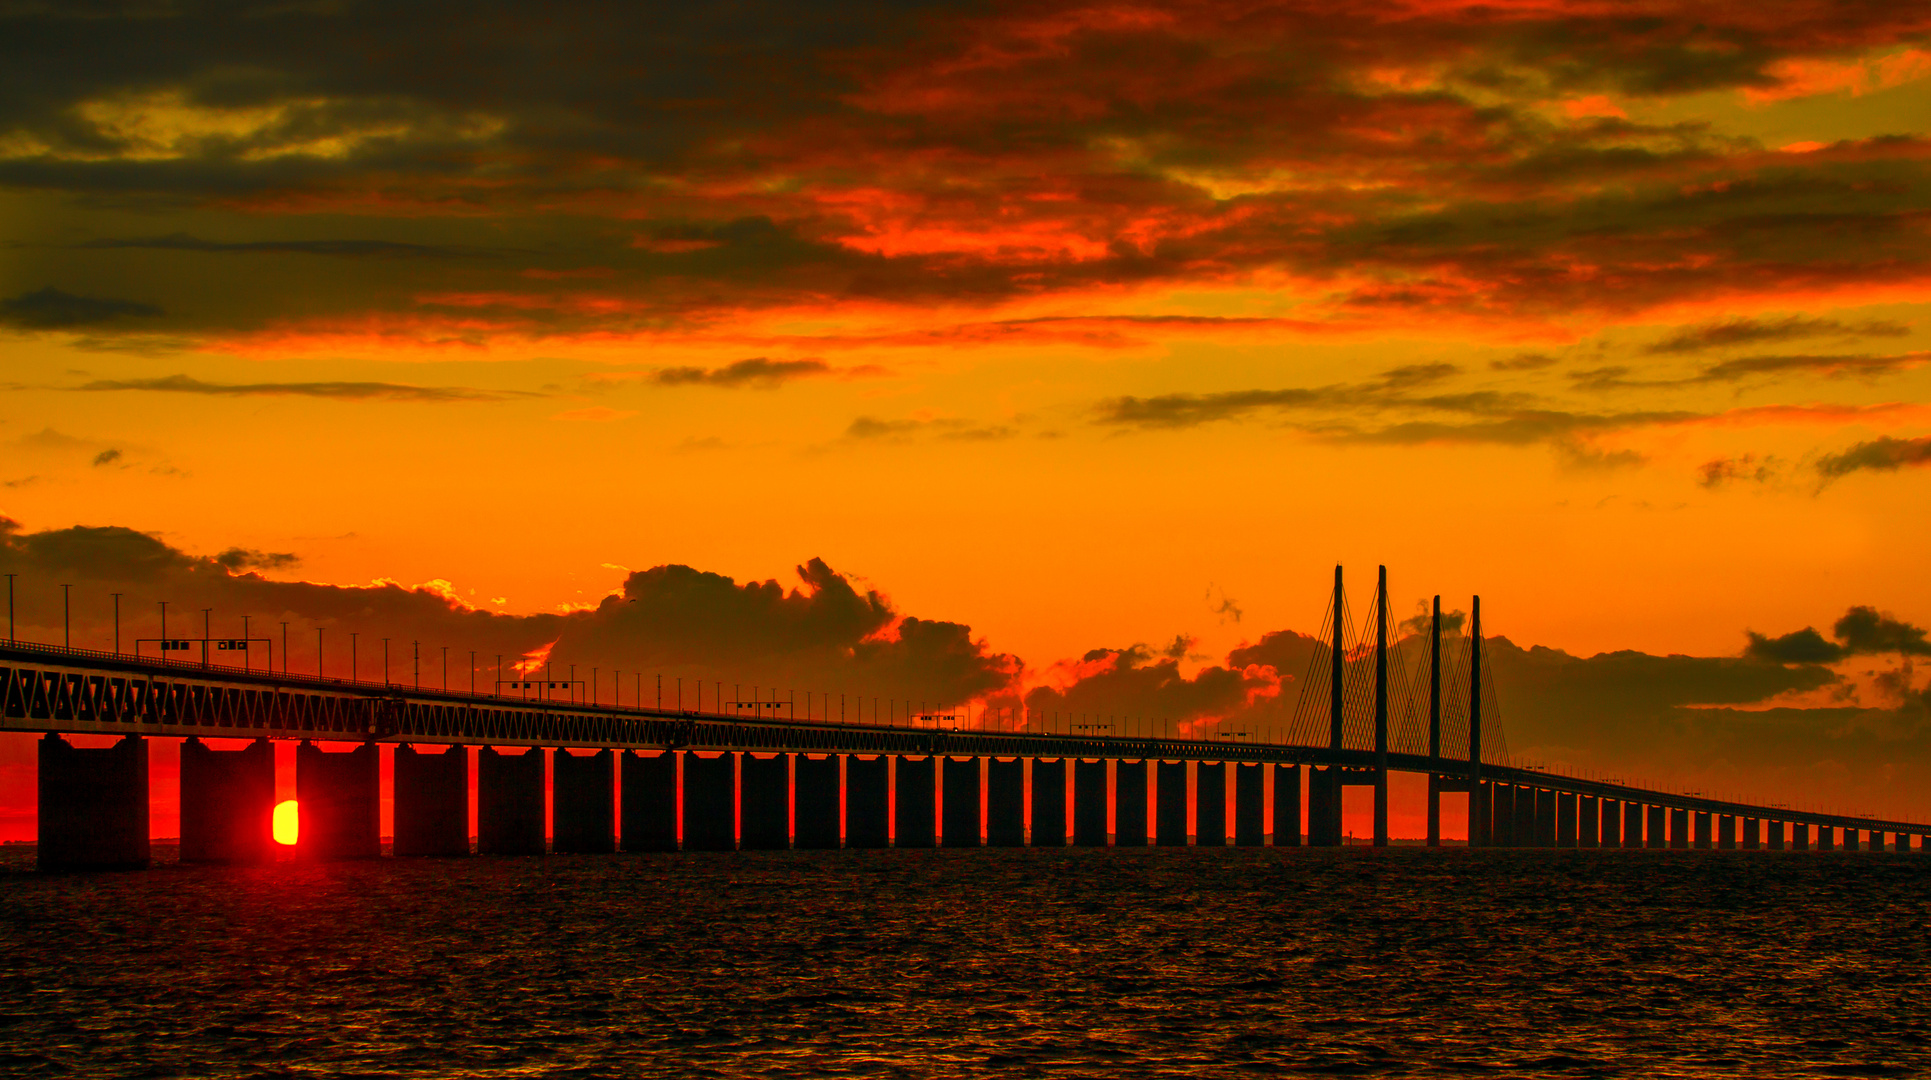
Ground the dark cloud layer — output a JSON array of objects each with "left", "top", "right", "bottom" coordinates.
[
  {"left": 655, "top": 358, "right": 833, "bottom": 388},
  {"left": 75, "top": 374, "right": 514, "bottom": 403},
  {"left": 1816, "top": 435, "right": 1931, "bottom": 479},
  {"left": 2, "top": 2, "right": 1929, "bottom": 341},
  {"left": 1646, "top": 317, "right": 1912, "bottom": 354},
  {"left": 0, "top": 287, "right": 159, "bottom": 329},
  {"left": 1746, "top": 605, "right": 1931, "bottom": 663}
]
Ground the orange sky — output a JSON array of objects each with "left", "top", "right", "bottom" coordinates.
[{"left": 3, "top": 0, "right": 1931, "bottom": 832}]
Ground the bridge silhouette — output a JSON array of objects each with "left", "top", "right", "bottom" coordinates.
[{"left": 6, "top": 566, "right": 1924, "bottom": 870}]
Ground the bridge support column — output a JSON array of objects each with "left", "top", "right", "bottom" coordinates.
[
  {"left": 1717, "top": 815, "right": 1736, "bottom": 850},
  {"left": 1275, "top": 764, "right": 1302, "bottom": 846},
  {"left": 1741, "top": 817, "right": 1760, "bottom": 851},
  {"left": 38, "top": 734, "right": 149, "bottom": 871},
  {"left": 1155, "top": 761, "right": 1187, "bottom": 846},
  {"left": 1600, "top": 798, "right": 1621, "bottom": 848},
  {"left": 478, "top": 746, "right": 545, "bottom": 855},
  {"left": 1471, "top": 781, "right": 1494, "bottom": 848},
  {"left": 1195, "top": 762, "right": 1227, "bottom": 846},
  {"left": 1791, "top": 822, "right": 1810, "bottom": 851},
  {"left": 621, "top": 751, "right": 677, "bottom": 851},
  {"left": 847, "top": 756, "right": 889, "bottom": 849},
  {"left": 1557, "top": 792, "right": 1576, "bottom": 847},
  {"left": 794, "top": 755, "right": 840, "bottom": 849},
  {"left": 1622, "top": 802, "right": 1642, "bottom": 848},
  {"left": 552, "top": 748, "right": 615, "bottom": 854},
  {"left": 1819, "top": 825, "right": 1837, "bottom": 851},
  {"left": 1646, "top": 805, "right": 1667, "bottom": 849},
  {"left": 1693, "top": 811, "right": 1712, "bottom": 850},
  {"left": 181, "top": 737, "right": 275, "bottom": 864},
  {"left": 1535, "top": 789, "right": 1557, "bottom": 847},
  {"left": 1488, "top": 784, "right": 1511, "bottom": 847},
  {"left": 740, "top": 753, "right": 790, "bottom": 850},
  {"left": 987, "top": 758, "right": 1024, "bottom": 847},
  {"left": 1669, "top": 808, "right": 1689, "bottom": 849},
  {"left": 1427, "top": 774, "right": 1441, "bottom": 847},
  {"left": 1033, "top": 758, "right": 1068, "bottom": 846},
  {"left": 943, "top": 757, "right": 981, "bottom": 847},
  {"left": 1766, "top": 820, "right": 1784, "bottom": 851},
  {"left": 394, "top": 744, "right": 468, "bottom": 856},
  {"left": 1896, "top": 832, "right": 1912, "bottom": 853},
  {"left": 296, "top": 741, "right": 379, "bottom": 860},
  {"left": 1115, "top": 760, "right": 1149, "bottom": 847},
  {"left": 894, "top": 756, "right": 935, "bottom": 848},
  {"left": 1578, "top": 795, "right": 1599, "bottom": 848},
  {"left": 1308, "top": 767, "right": 1342, "bottom": 847},
  {"left": 1073, "top": 759, "right": 1107, "bottom": 846},
  {"left": 1235, "top": 764, "right": 1264, "bottom": 846},
  {"left": 1516, "top": 787, "right": 1539, "bottom": 847},
  {"left": 683, "top": 752, "right": 737, "bottom": 852}
]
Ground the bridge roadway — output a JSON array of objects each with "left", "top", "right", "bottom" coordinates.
[{"left": 7, "top": 640, "right": 1928, "bottom": 867}]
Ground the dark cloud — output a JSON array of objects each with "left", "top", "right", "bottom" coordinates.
[
  {"left": 1817, "top": 435, "right": 1931, "bottom": 479},
  {"left": 1647, "top": 317, "right": 1911, "bottom": 354},
  {"left": 655, "top": 358, "right": 833, "bottom": 388},
  {"left": 1745, "top": 606, "right": 1931, "bottom": 663},
  {"left": 1491, "top": 353, "right": 1558, "bottom": 371},
  {"left": 90, "top": 448, "right": 122, "bottom": 467},
  {"left": 1697, "top": 454, "right": 1776, "bottom": 487},
  {"left": 0, "top": 287, "right": 159, "bottom": 329},
  {"left": 0, "top": 518, "right": 1017, "bottom": 704},
  {"left": 843, "top": 415, "right": 1014, "bottom": 442},
  {"left": 80, "top": 233, "right": 479, "bottom": 259},
  {"left": 75, "top": 374, "right": 514, "bottom": 402}
]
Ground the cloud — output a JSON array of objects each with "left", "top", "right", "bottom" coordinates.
[
  {"left": 551, "top": 406, "right": 637, "bottom": 422},
  {"left": 1816, "top": 435, "right": 1931, "bottom": 479},
  {"left": 1697, "top": 453, "right": 1777, "bottom": 487},
  {"left": 75, "top": 374, "right": 514, "bottom": 402},
  {"left": 0, "top": 287, "right": 159, "bottom": 329},
  {"left": 844, "top": 415, "right": 1015, "bottom": 442},
  {"left": 1578, "top": 353, "right": 1931, "bottom": 391},
  {"left": 80, "top": 233, "right": 478, "bottom": 258},
  {"left": 0, "top": 518, "right": 1018, "bottom": 704},
  {"left": 1646, "top": 317, "right": 1911, "bottom": 354},
  {"left": 1745, "top": 605, "right": 1931, "bottom": 663},
  {"left": 1491, "top": 353, "right": 1558, "bottom": 371},
  {"left": 654, "top": 358, "right": 836, "bottom": 388},
  {"left": 90, "top": 448, "right": 121, "bottom": 466}
]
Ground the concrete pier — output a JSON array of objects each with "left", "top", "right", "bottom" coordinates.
[
  {"left": 1718, "top": 815, "right": 1736, "bottom": 850},
  {"left": 1646, "top": 805, "right": 1666, "bottom": 849},
  {"left": 1791, "top": 822, "right": 1810, "bottom": 851},
  {"left": 1600, "top": 798, "right": 1621, "bottom": 848},
  {"left": 620, "top": 751, "right": 677, "bottom": 851},
  {"left": 1767, "top": 820, "right": 1784, "bottom": 850},
  {"left": 794, "top": 755, "right": 840, "bottom": 849},
  {"left": 38, "top": 734, "right": 149, "bottom": 871},
  {"left": 552, "top": 748, "right": 615, "bottom": 854},
  {"left": 847, "top": 756, "right": 890, "bottom": 848},
  {"left": 1535, "top": 789, "right": 1556, "bottom": 847},
  {"left": 683, "top": 752, "right": 737, "bottom": 851},
  {"left": 1693, "top": 811, "right": 1712, "bottom": 850},
  {"left": 1115, "top": 760, "right": 1149, "bottom": 847},
  {"left": 1516, "top": 787, "right": 1538, "bottom": 847},
  {"left": 1557, "top": 792, "right": 1576, "bottom": 847},
  {"left": 1033, "top": 758, "right": 1068, "bottom": 846},
  {"left": 1624, "top": 802, "right": 1643, "bottom": 848},
  {"left": 296, "top": 741, "right": 379, "bottom": 860},
  {"left": 1492, "top": 784, "right": 1514, "bottom": 847},
  {"left": 1669, "top": 808, "right": 1689, "bottom": 849},
  {"left": 1073, "top": 759, "right": 1107, "bottom": 846},
  {"left": 895, "top": 756, "right": 936, "bottom": 848},
  {"left": 987, "top": 758, "right": 1024, "bottom": 847},
  {"left": 393, "top": 744, "right": 468, "bottom": 857},
  {"left": 1275, "top": 764, "right": 1302, "bottom": 845},
  {"left": 740, "top": 753, "right": 789, "bottom": 850},
  {"left": 1309, "top": 767, "right": 1343, "bottom": 846},
  {"left": 180, "top": 737, "right": 275, "bottom": 863},
  {"left": 1195, "top": 762, "right": 1227, "bottom": 846},
  {"left": 943, "top": 757, "right": 981, "bottom": 847},
  {"left": 478, "top": 746, "right": 545, "bottom": 855},
  {"left": 1234, "top": 764, "right": 1264, "bottom": 847},
  {"left": 1742, "top": 817, "right": 1760, "bottom": 850},
  {"left": 1578, "top": 795, "right": 1599, "bottom": 848},
  {"left": 1896, "top": 832, "right": 1912, "bottom": 853},
  {"left": 1155, "top": 760, "right": 1187, "bottom": 846}
]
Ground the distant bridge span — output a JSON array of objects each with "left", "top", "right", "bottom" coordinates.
[{"left": 7, "top": 565, "right": 1926, "bottom": 868}]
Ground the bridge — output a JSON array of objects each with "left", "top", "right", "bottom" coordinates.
[{"left": 7, "top": 566, "right": 1925, "bottom": 869}]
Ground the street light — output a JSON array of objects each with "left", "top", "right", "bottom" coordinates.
[
  {"left": 61, "top": 584, "right": 71, "bottom": 648},
  {"left": 111, "top": 592, "right": 122, "bottom": 654}
]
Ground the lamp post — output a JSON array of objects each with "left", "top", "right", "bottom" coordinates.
[
  {"left": 351, "top": 633, "right": 358, "bottom": 683},
  {"left": 159, "top": 601, "right": 169, "bottom": 664},
  {"left": 61, "top": 584, "right": 71, "bottom": 648},
  {"left": 111, "top": 593, "right": 121, "bottom": 654},
  {"left": 4, "top": 573, "right": 13, "bottom": 641},
  {"left": 280, "top": 621, "right": 287, "bottom": 673},
  {"left": 201, "top": 608, "right": 212, "bottom": 668},
  {"left": 241, "top": 615, "right": 251, "bottom": 672},
  {"left": 317, "top": 626, "right": 325, "bottom": 679}
]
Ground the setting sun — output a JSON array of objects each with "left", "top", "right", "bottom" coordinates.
[{"left": 272, "top": 800, "right": 299, "bottom": 846}]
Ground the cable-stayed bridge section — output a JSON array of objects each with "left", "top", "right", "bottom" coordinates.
[{"left": 6, "top": 566, "right": 1925, "bottom": 869}]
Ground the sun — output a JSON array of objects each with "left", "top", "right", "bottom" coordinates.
[{"left": 273, "top": 800, "right": 299, "bottom": 846}]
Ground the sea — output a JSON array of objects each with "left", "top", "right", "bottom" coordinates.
[{"left": 2, "top": 846, "right": 1927, "bottom": 1078}]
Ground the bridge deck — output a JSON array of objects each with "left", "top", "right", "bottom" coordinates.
[{"left": 3, "top": 640, "right": 1922, "bottom": 836}]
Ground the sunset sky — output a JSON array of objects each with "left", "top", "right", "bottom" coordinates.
[{"left": 4, "top": 0, "right": 1931, "bottom": 834}]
